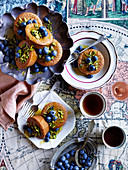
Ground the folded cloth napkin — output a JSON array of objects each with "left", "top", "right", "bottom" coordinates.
[{"left": 0, "top": 70, "right": 39, "bottom": 130}]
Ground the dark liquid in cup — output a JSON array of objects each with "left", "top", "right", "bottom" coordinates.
[
  {"left": 82, "top": 94, "right": 103, "bottom": 116},
  {"left": 104, "top": 126, "right": 124, "bottom": 147}
]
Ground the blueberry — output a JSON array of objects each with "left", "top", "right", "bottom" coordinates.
[
  {"left": 4, "top": 46, "right": 9, "bottom": 53},
  {"left": 3, "top": 40, "right": 8, "bottom": 46},
  {"left": 60, "top": 165, "right": 65, "bottom": 170},
  {"left": 92, "top": 55, "right": 98, "bottom": 62},
  {"left": 83, "top": 165, "right": 88, "bottom": 169},
  {"left": 86, "top": 75, "right": 93, "bottom": 78},
  {"left": 43, "top": 47, "right": 49, "bottom": 54},
  {"left": 43, "top": 17, "right": 49, "bottom": 23},
  {"left": 46, "top": 132, "right": 51, "bottom": 138},
  {"left": 9, "top": 48, "right": 14, "bottom": 54},
  {"left": 89, "top": 46, "right": 95, "bottom": 49},
  {"left": 79, "top": 149, "right": 85, "bottom": 155},
  {"left": 55, "top": 168, "right": 61, "bottom": 170},
  {"left": 0, "top": 44, "right": 4, "bottom": 50},
  {"left": 70, "top": 161, "right": 76, "bottom": 166},
  {"left": 82, "top": 153, "right": 87, "bottom": 159},
  {"left": 41, "top": 66, "right": 48, "bottom": 72},
  {"left": 37, "top": 49, "right": 43, "bottom": 55},
  {"left": 33, "top": 63, "right": 39, "bottom": 68},
  {"left": 64, "top": 163, "right": 70, "bottom": 169},
  {"left": 60, "top": 155, "right": 66, "bottom": 162},
  {"left": 27, "top": 19, "right": 32, "bottom": 24},
  {"left": 42, "top": 30, "right": 48, "bottom": 37},
  {"left": 72, "top": 60, "right": 78, "bottom": 68},
  {"left": 10, "top": 60, "right": 16, "bottom": 65},
  {"left": 73, "top": 166, "right": 79, "bottom": 170},
  {"left": 33, "top": 68, "right": 40, "bottom": 73},
  {"left": 52, "top": 115, "right": 57, "bottom": 121},
  {"left": 88, "top": 64, "right": 95, "bottom": 71},
  {"left": 80, "top": 168, "right": 85, "bottom": 170},
  {"left": 70, "top": 149, "right": 76, "bottom": 156},
  {"left": 15, "top": 53, "right": 20, "bottom": 58},
  {"left": 86, "top": 160, "right": 91, "bottom": 166},
  {"left": 4, "top": 56, "right": 10, "bottom": 62},
  {"left": 57, "top": 161, "right": 63, "bottom": 167},
  {"left": 64, "top": 160, "right": 69, "bottom": 164},
  {"left": 32, "top": 19, "right": 37, "bottom": 23},
  {"left": 65, "top": 153, "right": 70, "bottom": 159},
  {"left": 21, "top": 22, "right": 26, "bottom": 27},
  {"left": 45, "top": 55, "right": 51, "bottom": 62},
  {"left": 16, "top": 46, "right": 21, "bottom": 52},
  {"left": 85, "top": 57, "right": 91, "bottom": 64},
  {"left": 17, "top": 30, "right": 23, "bottom": 35},
  {"left": 54, "top": 128, "right": 59, "bottom": 132},
  {"left": 23, "top": 125, "right": 28, "bottom": 130},
  {"left": 49, "top": 110, "right": 56, "bottom": 116},
  {"left": 51, "top": 50, "right": 57, "bottom": 56},
  {"left": 86, "top": 157, "right": 91, "bottom": 161},
  {"left": 77, "top": 45, "right": 83, "bottom": 51},
  {"left": 74, "top": 49, "right": 79, "bottom": 53},
  {"left": 6, "top": 51, "right": 10, "bottom": 56},
  {"left": 45, "top": 116, "right": 52, "bottom": 123},
  {"left": 44, "top": 137, "right": 50, "bottom": 142},
  {"left": 79, "top": 159, "right": 86, "bottom": 164},
  {"left": 39, "top": 26, "right": 46, "bottom": 32},
  {"left": 69, "top": 166, "right": 74, "bottom": 170},
  {"left": 27, "top": 127, "right": 33, "bottom": 133}
]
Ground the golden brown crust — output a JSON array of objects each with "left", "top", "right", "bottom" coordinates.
[
  {"left": 41, "top": 102, "right": 68, "bottom": 129},
  {"left": 78, "top": 49, "right": 104, "bottom": 75},
  {"left": 25, "top": 23, "right": 53, "bottom": 47},
  {"left": 15, "top": 40, "right": 37, "bottom": 69},
  {"left": 14, "top": 12, "right": 42, "bottom": 40},
  {"left": 37, "top": 39, "right": 63, "bottom": 66},
  {"left": 27, "top": 116, "right": 49, "bottom": 139}
]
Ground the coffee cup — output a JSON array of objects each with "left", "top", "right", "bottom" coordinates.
[
  {"left": 102, "top": 126, "right": 126, "bottom": 149},
  {"left": 79, "top": 91, "right": 106, "bottom": 118}
]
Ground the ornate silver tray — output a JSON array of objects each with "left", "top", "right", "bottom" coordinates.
[{"left": 0, "top": 2, "right": 73, "bottom": 84}]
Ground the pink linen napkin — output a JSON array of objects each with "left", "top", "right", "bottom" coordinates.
[{"left": 0, "top": 70, "right": 39, "bottom": 130}]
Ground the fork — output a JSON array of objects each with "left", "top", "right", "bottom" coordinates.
[{"left": 66, "top": 34, "right": 107, "bottom": 65}]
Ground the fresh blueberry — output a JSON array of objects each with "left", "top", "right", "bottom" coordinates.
[
  {"left": 64, "top": 163, "right": 70, "bottom": 169},
  {"left": 51, "top": 50, "right": 57, "bottom": 56},
  {"left": 86, "top": 157, "right": 91, "bottom": 161},
  {"left": 37, "top": 49, "right": 43, "bottom": 55},
  {"left": 55, "top": 168, "right": 61, "bottom": 170},
  {"left": 73, "top": 166, "right": 79, "bottom": 170},
  {"left": 85, "top": 57, "right": 91, "bottom": 64},
  {"left": 44, "top": 137, "right": 50, "bottom": 142},
  {"left": 43, "top": 47, "right": 49, "bottom": 54},
  {"left": 86, "top": 160, "right": 91, "bottom": 166},
  {"left": 74, "top": 49, "right": 79, "bottom": 53},
  {"left": 45, "top": 55, "right": 51, "bottom": 62},
  {"left": 52, "top": 115, "right": 57, "bottom": 121},
  {"left": 33, "top": 68, "right": 40, "bottom": 73},
  {"left": 60, "top": 165, "right": 65, "bottom": 170},
  {"left": 27, "top": 127, "right": 33, "bottom": 133},
  {"left": 43, "top": 17, "right": 49, "bottom": 23},
  {"left": 70, "top": 149, "right": 76, "bottom": 156},
  {"left": 16, "top": 46, "right": 21, "bottom": 52},
  {"left": 32, "top": 19, "right": 37, "bottom": 23},
  {"left": 10, "top": 60, "right": 16, "bottom": 65},
  {"left": 4, "top": 46, "right": 9, "bottom": 53},
  {"left": 80, "top": 168, "right": 85, "bottom": 170},
  {"left": 54, "top": 128, "right": 59, "bottom": 132},
  {"left": 46, "top": 132, "right": 51, "bottom": 138},
  {"left": 79, "top": 159, "right": 86, "bottom": 164},
  {"left": 49, "top": 110, "right": 56, "bottom": 116},
  {"left": 45, "top": 116, "right": 52, "bottom": 123},
  {"left": 15, "top": 53, "right": 20, "bottom": 58},
  {"left": 79, "top": 149, "right": 85, "bottom": 155},
  {"left": 42, "top": 30, "right": 48, "bottom": 37},
  {"left": 0, "top": 44, "right": 4, "bottom": 50},
  {"left": 9, "top": 48, "right": 14, "bottom": 54},
  {"left": 88, "top": 64, "right": 96, "bottom": 71},
  {"left": 77, "top": 45, "right": 83, "bottom": 51},
  {"left": 59, "top": 155, "right": 66, "bottom": 162},
  {"left": 89, "top": 46, "right": 95, "bottom": 49},
  {"left": 82, "top": 153, "right": 87, "bottom": 159},
  {"left": 23, "top": 125, "right": 28, "bottom": 130},
  {"left": 65, "top": 153, "right": 70, "bottom": 159},
  {"left": 33, "top": 63, "right": 39, "bottom": 68},
  {"left": 4, "top": 56, "right": 10, "bottom": 62},
  {"left": 70, "top": 161, "right": 76, "bottom": 166},
  {"left": 72, "top": 60, "right": 78, "bottom": 68},
  {"left": 57, "top": 161, "right": 63, "bottom": 167},
  {"left": 92, "top": 55, "right": 98, "bottom": 62},
  {"left": 39, "top": 26, "right": 46, "bottom": 32},
  {"left": 41, "top": 66, "right": 48, "bottom": 72},
  {"left": 3, "top": 40, "right": 8, "bottom": 46},
  {"left": 21, "top": 22, "right": 26, "bottom": 27},
  {"left": 86, "top": 75, "right": 93, "bottom": 78},
  {"left": 17, "top": 30, "right": 23, "bottom": 35},
  {"left": 64, "top": 160, "right": 69, "bottom": 164},
  {"left": 6, "top": 51, "right": 10, "bottom": 56},
  {"left": 27, "top": 19, "right": 32, "bottom": 24},
  {"left": 69, "top": 166, "right": 74, "bottom": 170},
  {"left": 83, "top": 165, "right": 88, "bottom": 169}
]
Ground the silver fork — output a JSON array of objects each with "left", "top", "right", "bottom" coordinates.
[{"left": 66, "top": 34, "right": 107, "bottom": 65}]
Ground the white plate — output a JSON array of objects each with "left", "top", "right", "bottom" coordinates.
[
  {"left": 17, "top": 91, "right": 76, "bottom": 149},
  {"left": 61, "top": 31, "right": 117, "bottom": 90}
]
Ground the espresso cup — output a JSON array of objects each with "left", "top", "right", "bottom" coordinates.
[
  {"left": 80, "top": 91, "right": 106, "bottom": 118},
  {"left": 102, "top": 126, "right": 126, "bottom": 149}
]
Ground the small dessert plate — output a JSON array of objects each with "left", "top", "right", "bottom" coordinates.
[
  {"left": 17, "top": 91, "right": 76, "bottom": 149},
  {"left": 61, "top": 31, "right": 117, "bottom": 90}
]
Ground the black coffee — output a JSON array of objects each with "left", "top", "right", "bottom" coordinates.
[
  {"left": 104, "top": 126, "right": 124, "bottom": 147},
  {"left": 82, "top": 94, "right": 103, "bottom": 116}
]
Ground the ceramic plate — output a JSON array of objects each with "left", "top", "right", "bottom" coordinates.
[
  {"left": 50, "top": 138, "right": 97, "bottom": 170},
  {"left": 17, "top": 91, "right": 76, "bottom": 149},
  {"left": 0, "top": 3, "right": 73, "bottom": 85},
  {"left": 61, "top": 31, "right": 117, "bottom": 90}
]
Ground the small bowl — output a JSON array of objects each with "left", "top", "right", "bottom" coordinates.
[{"left": 80, "top": 91, "right": 106, "bottom": 119}]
